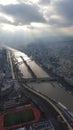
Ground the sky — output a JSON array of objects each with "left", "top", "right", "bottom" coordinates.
[{"left": 0, "top": 0, "right": 73, "bottom": 46}]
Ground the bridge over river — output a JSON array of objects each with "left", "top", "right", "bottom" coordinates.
[{"left": 18, "top": 77, "right": 57, "bottom": 83}]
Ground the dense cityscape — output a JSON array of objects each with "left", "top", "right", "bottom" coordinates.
[
  {"left": 0, "top": 47, "right": 73, "bottom": 130},
  {"left": 0, "top": 0, "right": 73, "bottom": 129}
]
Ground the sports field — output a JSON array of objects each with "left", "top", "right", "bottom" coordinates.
[{"left": 4, "top": 109, "right": 35, "bottom": 127}]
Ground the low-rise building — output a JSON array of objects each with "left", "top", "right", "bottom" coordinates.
[{"left": 30, "top": 120, "right": 54, "bottom": 130}]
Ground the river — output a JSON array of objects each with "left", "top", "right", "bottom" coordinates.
[{"left": 12, "top": 49, "right": 73, "bottom": 112}]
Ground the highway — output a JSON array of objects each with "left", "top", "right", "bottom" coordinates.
[
  {"left": 7, "top": 50, "right": 22, "bottom": 98},
  {"left": 19, "top": 83, "right": 73, "bottom": 130},
  {"left": 8, "top": 50, "right": 15, "bottom": 80}
]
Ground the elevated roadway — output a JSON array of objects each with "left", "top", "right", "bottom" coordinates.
[
  {"left": 7, "top": 50, "right": 15, "bottom": 80},
  {"left": 20, "top": 83, "right": 73, "bottom": 130}
]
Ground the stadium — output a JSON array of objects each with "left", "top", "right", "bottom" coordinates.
[{"left": 0, "top": 104, "right": 40, "bottom": 130}]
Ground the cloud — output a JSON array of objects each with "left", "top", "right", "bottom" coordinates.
[
  {"left": 0, "top": 3, "right": 46, "bottom": 25},
  {"left": 53, "top": 0, "right": 73, "bottom": 27},
  {"left": 39, "top": 0, "right": 51, "bottom": 5},
  {"left": 0, "top": 0, "right": 73, "bottom": 28},
  {"left": 42, "top": 0, "right": 73, "bottom": 28},
  {"left": 0, "top": 0, "right": 73, "bottom": 41},
  {"left": 0, "top": 16, "right": 12, "bottom": 24}
]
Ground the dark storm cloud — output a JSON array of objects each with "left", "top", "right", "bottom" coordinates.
[
  {"left": 0, "top": 3, "right": 45, "bottom": 25},
  {"left": 53, "top": 0, "right": 73, "bottom": 27},
  {"left": 39, "top": 0, "right": 51, "bottom": 5}
]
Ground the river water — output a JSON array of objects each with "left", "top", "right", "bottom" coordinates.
[
  {"left": 28, "top": 82, "right": 73, "bottom": 112},
  {"left": 12, "top": 49, "right": 73, "bottom": 112}
]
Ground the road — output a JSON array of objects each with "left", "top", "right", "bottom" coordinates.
[
  {"left": 19, "top": 83, "right": 73, "bottom": 130},
  {"left": 8, "top": 50, "right": 15, "bottom": 79}
]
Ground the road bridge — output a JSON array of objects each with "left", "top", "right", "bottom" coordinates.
[{"left": 19, "top": 77, "right": 57, "bottom": 83}]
